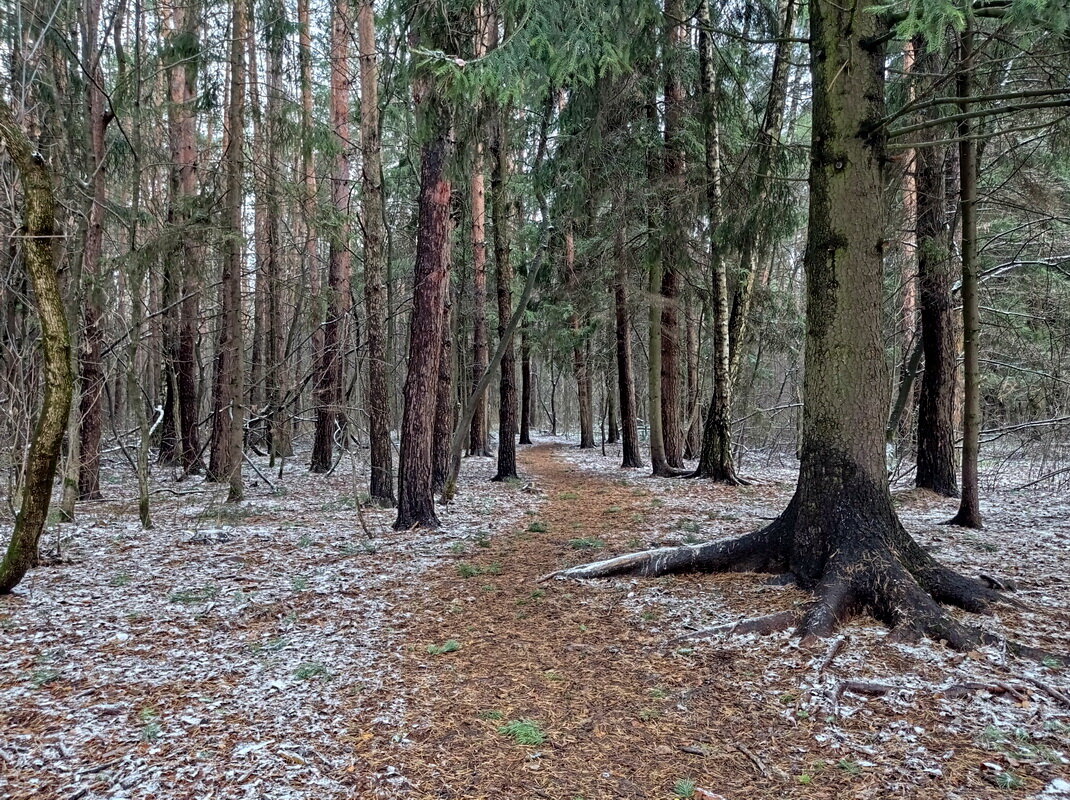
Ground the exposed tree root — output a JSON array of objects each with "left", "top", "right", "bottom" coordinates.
[
  {"left": 667, "top": 609, "right": 801, "bottom": 644},
  {"left": 548, "top": 511, "right": 1062, "bottom": 662}
]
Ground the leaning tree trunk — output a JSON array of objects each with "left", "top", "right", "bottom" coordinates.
[
  {"left": 359, "top": 0, "right": 395, "bottom": 504},
  {"left": 207, "top": 0, "right": 247, "bottom": 502},
  {"left": 914, "top": 40, "right": 959, "bottom": 498},
  {"left": 553, "top": 0, "right": 1003, "bottom": 652},
  {"left": 0, "top": 99, "right": 74, "bottom": 593},
  {"left": 311, "top": 0, "right": 354, "bottom": 474},
  {"left": 614, "top": 227, "right": 643, "bottom": 468},
  {"left": 948, "top": 26, "right": 983, "bottom": 528},
  {"left": 394, "top": 65, "right": 453, "bottom": 530},
  {"left": 693, "top": 0, "right": 740, "bottom": 483}
]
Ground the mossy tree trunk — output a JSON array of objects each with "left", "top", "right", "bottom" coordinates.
[{"left": 0, "top": 99, "right": 74, "bottom": 593}]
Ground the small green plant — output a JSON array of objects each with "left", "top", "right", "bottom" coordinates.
[
  {"left": 456, "top": 561, "right": 503, "bottom": 578},
  {"left": 254, "top": 637, "right": 288, "bottom": 653},
  {"left": 291, "top": 575, "right": 310, "bottom": 591},
  {"left": 544, "top": 670, "right": 563, "bottom": 682},
  {"left": 797, "top": 773, "right": 813, "bottom": 785},
  {"left": 836, "top": 759, "right": 861, "bottom": 777},
  {"left": 627, "top": 536, "right": 642, "bottom": 548},
  {"left": 426, "top": 639, "right": 462, "bottom": 655},
  {"left": 527, "top": 521, "right": 549, "bottom": 533},
  {"left": 168, "top": 585, "right": 220, "bottom": 604},
  {"left": 449, "top": 541, "right": 467, "bottom": 555},
  {"left": 478, "top": 709, "right": 504, "bottom": 720},
  {"left": 498, "top": 719, "right": 546, "bottom": 745},
  {"left": 638, "top": 708, "right": 660, "bottom": 721},
  {"left": 649, "top": 686, "right": 670, "bottom": 700},
  {"left": 139, "top": 707, "right": 162, "bottom": 741},
  {"left": 676, "top": 518, "right": 700, "bottom": 534},
  {"left": 994, "top": 771, "right": 1024, "bottom": 789},
  {"left": 568, "top": 537, "right": 605, "bottom": 550},
  {"left": 298, "top": 533, "right": 314, "bottom": 548},
  {"left": 109, "top": 572, "right": 132, "bottom": 587},
  {"left": 559, "top": 492, "right": 579, "bottom": 500},
  {"left": 30, "top": 668, "right": 63, "bottom": 688},
  {"left": 673, "top": 777, "right": 697, "bottom": 798},
  {"left": 294, "top": 662, "right": 331, "bottom": 680},
  {"left": 474, "top": 533, "right": 491, "bottom": 548},
  {"left": 605, "top": 506, "right": 622, "bottom": 514}
]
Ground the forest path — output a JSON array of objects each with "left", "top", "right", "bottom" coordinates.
[{"left": 361, "top": 442, "right": 880, "bottom": 800}]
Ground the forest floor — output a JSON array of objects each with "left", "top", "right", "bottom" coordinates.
[{"left": 2, "top": 437, "right": 1070, "bottom": 800}]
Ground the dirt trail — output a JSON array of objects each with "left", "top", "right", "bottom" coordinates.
[{"left": 359, "top": 443, "right": 998, "bottom": 799}]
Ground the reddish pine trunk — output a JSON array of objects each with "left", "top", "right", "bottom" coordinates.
[
  {"left": 311, "top": 0, "right": 353, "bottom": 473},
  {"left": 395, "top": 103, "right": 452, "bottom": 529}
]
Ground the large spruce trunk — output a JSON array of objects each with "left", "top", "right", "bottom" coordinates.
[{"left": 555, "top": 0, "right": 1001, "bottom": 649}]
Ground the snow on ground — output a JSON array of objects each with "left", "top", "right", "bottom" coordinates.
[
  {"left": 0, "top": 448, "right": 541, "bottom": 800},
  {"left": 552, "top": 437, "right": 1070, "bottom": 798}
]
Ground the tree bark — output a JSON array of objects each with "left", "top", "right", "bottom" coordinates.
[
  {"left": 394, "top": 56, "right": 453, "bottom": 529},
  {"left": 467, "top": 0, "right": 492, "bottom": 457},
  {"left": 359, "top": 0, "right": 395, "bottom": 504},
  {"left": 77, "top": 0, "right": 109, "bottom": 500},
  {"left": 207, "top": 0, "right": 247, "bottom": 502},
  {"left": 913, "top": 40, "right": 959, "bottom": 499},
  {"left": 0, "top": 99, "right": 74, "bottom": 593},
  {"left": 659, "top": 0, "right": 688, "bottom": 469},
  {"left": 311, "top": 0, "right": 354, "bottom": 473},
  {"left": 566, "top": 226, "right": 594, "bottom": 449},
  {"left": 614, "top": 227, "right": 643, "bottom": 468},
  {"left": 492, "top": 103, "right": 518, "bottom": 481},
  {"left": 693, "top": 0, "right": 740, "bottom": 483},
  {"left": 948, "top": 26, "right": 983, "bottom": 528},
  {"left": 519, "top": 321, "right": 533, "bottom": 444}
]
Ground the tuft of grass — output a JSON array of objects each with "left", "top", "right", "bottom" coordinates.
[
  {"left": 456, "top": 561, "right": 502, "bottom": 579},
  {"left": 994, "top": 771, "right": 1024, "bottom": 789},
  {"left": 139, "top": 707, "right": 162, "bottom": 741},
  {"left": 836, "top": 759, "right": 861, "bottom": 777},
  {"left": 527, "top": 521, "right": 549, "bottom": 533},
  {"left": 168, "top": 585, "right": 220, "bottom": 604},
  {"left": 568, "top": 537, "right": 605, "bottom": 550},
  {"left": 30, "top": 668, "right": 63, "bottom": 688},
  {"left": 294, "top": 662, "right": 331, "bottom": 680},
  {"left": 254, "top": 637, "right": 288, "bottom": 653},
  {"left": 558, "top": 492, "right": 580, "bottom": 500},
  {"left": 291, "top": 575, "right": 310, "bottom": 591},
  {"left": 298, "top": 533, "right": 314, "bottom": 548},
  {"left": 676, "top": 518, "right": 700, "bottom": 534},
  {"left": 605, "top": 506, "right": 622, "bottom": 514},
  {"left": 498, "top": 719, "right": 546, "bottom": 745},
  {"left": 449, "top": 542, "right": 467, "bottom": 555},
  {"left": 109, "top": 572, "right": 132, "bottom": 587},
  {"left": 478, "top": 709, "right": 504, "bottom": 720},
  {"left": 426, "top": 639, "right": 462, "bottom": 655},
  {"left": 673, "top": 778, "right": 697, "bottom": 798},
  {"left": 474, "top": 534, "right": 491, "bottom": 548}
]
